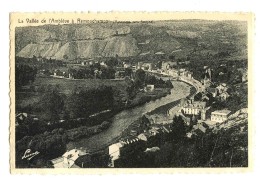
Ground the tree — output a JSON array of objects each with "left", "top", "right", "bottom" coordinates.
[
  {"left": 134, "top": 69, "right": 146, "bottom": 88},
  {"left": 171, "top": 115, "right": 187, "bottom": 141},
  {"left": 42, "top": 89, "right": 64, "bottom": 121},
  {"left": 145, "top": 75, "right": 157, "bottom": 85},
  {"left": 15, "top": 64, "right": 37, "bottom": 90},
  {"left": 63, "top": 55, "right": 68, "bottom": 60},
  {"left": 169, "top": 55, "right": 175, "bottom": 61},
  {"left": 66, "top": 89, "right": 90, "bottom": 119},
  {"left": 105, "top": 57, "right": 118, "bottom": 67},
  {"left": 101, "top": 67, "right": 116, "bottom": 79},
  {"left": 165, "top": 80, "right": 173, "bottom": 88},
  {"left": 125, "top": 80, "right": 136, "bottom": 102},
  {"left": 66, "top": 86, "right": 114, "bottom": 119},
  {"left": 125, "top": 68, "right": 133, "bottom": 78}
]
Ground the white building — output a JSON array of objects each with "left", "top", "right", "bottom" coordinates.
[
  {"left": 108, "top": 138, "right": 139, "bottom": 167},
  {"left": 62, "top": 149, "right": 80, "bottom": 168},
  {"left": 162, "top": 61, "right": 177, "bottom": 71},
  {"left": 145, "top": 85, "right": 155, "bottom": 92},
  {"left": 51, "top": 149, "right": 86, "bottom": 168},
  {"left": 168, "top": 69, "right": 179, "bottom": 77},
  {"left": 187, "top": 72, "right": 193, "bottom": 79},
  {"left": 100, "top": 61, "right": 108, "bottom": 67},
  {"left": 211, "top": 110, "right": 231, "bottom": 123},
  {"left": 182, "top": 101, "right": 206, "bottom": 115},
  {"left": 109, "top": 142, "right": 124, "bottom": 166}
]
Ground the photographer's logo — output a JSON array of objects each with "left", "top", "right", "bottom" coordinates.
[{"left": 22, "top": 149, "right": 40, "bottom": 160}]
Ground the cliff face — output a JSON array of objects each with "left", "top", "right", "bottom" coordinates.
[
  {"left": 15, "top": 23, "right": 181, "bottom": 60},
  {"left": 17, "top": 36, "right": 140, "bottom": 60},
  {"left": 15, "top": 20, "right": 247, "bottom": 60},
  {"left": 102, "top": 36, "right": 139, "bottom": 57},
  {"left": 16, "top": 42, "right": 62, "bottom": 58}
]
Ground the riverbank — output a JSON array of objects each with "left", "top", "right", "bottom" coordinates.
[
  {"left": 66, "top": 80, "right": 191, "bottom": 152},
  {"left": 148, "top": 83, "right": 196, "bottom": 116},
  {"left": 120, "top": 82, "right": 196, "bottom": 138},
  {"left": 64, "top": 88, "right": 172, "bottom": 143},
  {"left": 123, "top": 88, "right": 171, "bottom": 110}
]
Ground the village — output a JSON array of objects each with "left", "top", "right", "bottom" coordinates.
[{"left": 45, "top": 58, "right": 247, "bottom": 168}]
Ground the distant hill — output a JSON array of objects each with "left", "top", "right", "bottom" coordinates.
[
  {"left": 17, "top": 36, "right": 140, "bottom": 59},
  {"left": 15, "top": 20, "right": 247, "bottom": 61}
]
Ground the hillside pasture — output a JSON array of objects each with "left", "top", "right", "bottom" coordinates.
[{"left": 33, "top": 76, "right": 127, "bottom": 95}]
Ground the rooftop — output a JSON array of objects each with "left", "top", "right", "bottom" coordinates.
[
  {"left": 139, "top": 51, "right": 150, "bottom": 56},
  {"left": 183, "top": 101, "right": 206, "bottom": 109},
  {"left": 218, "top": 83, "right": 227, "bottom": 87},
  {"left": 207, "top": 87, "right": 217, "bottom": 93},
  {"left": 62, "top": 148, "right": 87, "bottom": 160},
  {"left": 211, "top": 110, "right": 231, "bottom": 116},
  {"left": 193, "top": 124, "right": 207, "bottom": 133},
  {"left": 119, "top": 136, "right": 140, "bottom": 145},
  {"left": 155, "top": 51, "right": 165, "bottom": 55}
]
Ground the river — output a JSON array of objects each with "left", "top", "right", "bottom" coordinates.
[{"left": 67, "top": 80, "right": 191, "bottom": 152}]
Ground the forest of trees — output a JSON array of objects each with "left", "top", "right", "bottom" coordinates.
[
  {"left": 16, "top": 86, "right": 114, "bottom": 141},
  {"left": 125, "top": 69, "right": 173, "bottom": 104},
  {"left": 15, "top": 120, "right": 111, "bottom": 168},
  {"left": 66, "top": 86, "right": 114, "bottom": 118},
  {"left": 15, "top": 64, "right": 37, "bottom": 90}
]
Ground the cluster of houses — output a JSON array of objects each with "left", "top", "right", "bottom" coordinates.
[
  {"left": 176, "top": 79, "right": 232, "bottom": 138},
  {"left": 49, "top": 59, "right": 137, "bottom": 80},
  {"left": 136, "top": 60, "right": 192, "bottom": 79},
  {"left": 136, "top": 61, "right": 155, "bottom": 71},
  {"left": 178, "top": 95, "right": 231, "bottom": 122},
  {"left": 108, "top": 122, "right": 172, "bottom": 167},
  {"left": 48, "top": 56, "right": 194, "bottom": 81},
  {"left": 160, "top": 65, "right": 233, "bottom": 138},
  {"left": 175, "top": 101, "right": 231, "bottom": 139},
  {"left": 107, "top": 72, "right": 234, "bottom": 166}
]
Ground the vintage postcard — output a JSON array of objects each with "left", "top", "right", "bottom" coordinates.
[{"left": 10, "top": 12, "right": 254, "bottom": 174}]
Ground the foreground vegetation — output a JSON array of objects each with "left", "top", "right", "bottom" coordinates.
[{"left": 114, "top": 114, "right": 248, "bottom": 168}]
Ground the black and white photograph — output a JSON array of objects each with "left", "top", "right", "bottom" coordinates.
[{"left": 10, "top": 12, "right": 251, "bottom": 170}]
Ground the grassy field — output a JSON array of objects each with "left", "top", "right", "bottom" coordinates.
[
  {"left": 16, "top": 77, "right": 128, "bottom": 117},
  {"left": 16, "top": 76, "right": 171, "bottom": 120},
  {"left": 33, "top": 76, "right": 127, "bottom": 95}
]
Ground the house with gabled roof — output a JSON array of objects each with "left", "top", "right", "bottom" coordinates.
[{"left": 51, "top": 148, "right": 87, "bottom": 168}]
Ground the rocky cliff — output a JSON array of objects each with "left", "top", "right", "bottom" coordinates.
[
  {"left": 15, "top": 20, "right": 247, "bottom": 61},
  {"left": 17, "top": 36, "right": 140, "bottom": 59}
]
